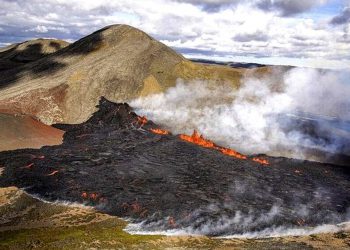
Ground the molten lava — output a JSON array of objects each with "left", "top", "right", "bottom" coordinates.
[
  {"left": 179, "top": 130, "right": 249, "bottom": 160},
  {"left": 89, "top": 193, "right": 99, "bottom": 200},
  {"left": 137, "top": 116, "right": 148, "bottom": 126},
  {"left": 150, "top": 128, "right": 169, "bottom": 135},
  {"left": 252, "top": 157, "right": 269, "bottom": 165},
  {"left": 179, "top": 130, "right": 215, "bottom": 148},
  {"left": 219, "top": 147, "right": 247, "bottom": 160},
  {"left": 47, "top": 170, "right": 59, "bottom": 176},
  {"left": 81, "top": 192, "right": 100, "bottom": 201},
  {"left": 168, "top": 216, "right": 176, "bottom": 227}
]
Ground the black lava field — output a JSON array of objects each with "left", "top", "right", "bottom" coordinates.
[{"left": 1, "top": 97, "right": 349, "bottom": 236}]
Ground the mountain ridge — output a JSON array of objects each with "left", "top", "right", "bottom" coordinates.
[{"left": 0, "top": 24, "right": 250, "bottom": 124}]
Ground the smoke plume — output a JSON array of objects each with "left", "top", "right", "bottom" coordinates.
[
  {"left": 125, "top": 180, "right": 350, "bottom": 237},
  {"left": 131, "top": 67, "right": 350, "bottom": 162}
]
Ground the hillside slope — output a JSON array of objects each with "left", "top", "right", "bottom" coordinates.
[
  {"left": 0, "top": 111, "right": 63, "bottom": 151},
  {"left": 0, "top": 24, "right": 247, "bottom": 124},
  {"left": 0, "top": 39, "right": 69, "bottom": 72}
]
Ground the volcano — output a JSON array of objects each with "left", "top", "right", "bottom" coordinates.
[
  {"left": 0, "top": 24, "right": 349, "bottom": 246},
  {"left": 1, "top": 97, "right": 349, "bottom": 236},
  {"left": 0, "top": 24, "right": 251, "bottom": 125}
]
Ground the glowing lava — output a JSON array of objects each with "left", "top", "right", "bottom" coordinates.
[
  {"left": 219, "top": 147, "right": 247, "bottom": 160},
  {"left": 89, "top": 193, "right": 99, "bottom": 200},
  {"left": 179, "top": 130, "right": 272, "bottom": 165},
  {"left": 81, "top": 192, "right": 100, "bottom": 201},
  {"left": 150, "top": 128, "right": 169, "bottom": 135},
  {"left": 179, "top": 130, "right": 215, "bottom": 148},
  {"left": 137, "top": 116, "right": 148, "bottom": 126},
  {"left": 252, "top": 157, "right": 269, "bottom": 165},
  {"left": 179, "top": 130, "right": 248, "bottom": 160},
  {"left": 81, "top": 192, "right": 88, "bottom": 199},
  {"left": 168, "top": 216, "right": 176, "bottom": 227}
]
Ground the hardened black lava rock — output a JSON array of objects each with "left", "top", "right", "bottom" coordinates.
[{"left": 1, "top": 97, "right": 350, "bottom": 236}]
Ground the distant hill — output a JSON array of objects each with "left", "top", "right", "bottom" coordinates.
[
  {"left": 0, "top": 24, "right": 261, "bottom": 124},
  {"left": 0, "top": 39, "right": 69, "bottom": 71},
  {"left": 190, "top": 58, "right": 267, "bottom": 69}
]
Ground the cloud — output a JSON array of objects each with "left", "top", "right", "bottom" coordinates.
[
  {"left": 331, "top": 7, "right": 350, "bottom": 25},
  {"left": 173, "top": 0, "right": 240, "bottom": 12},
  {"left": 233, "top": 31, "right": 269, "bottom": 42},
  {"left": 26, "top": 25, "right": 49, "bottom": 33},
  {"left": 0, "top": 0, "right": 349, "bottom": 69},
  {"left": 256, "top": 0, "right": 327, "bottom": 16}
]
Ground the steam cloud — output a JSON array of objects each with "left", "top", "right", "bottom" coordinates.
[
  {"left": 125, "top": 182, "right": 350, "bottom": 237},
  {"left": 125, "top": 180, "right": 350, "bottom": 237},
  {"left": 131, "top": 67, "right": 350, "bottom": 162},
  {"left": 126, "top": 219, "right": 350, "bottom": 238}
]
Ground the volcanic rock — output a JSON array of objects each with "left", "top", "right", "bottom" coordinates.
[
  {"left": 2, "top": 187, "right": 348, "bottom": 249},
  {"left": 0, "top": 97, "right": 349, "bottom": 236}
]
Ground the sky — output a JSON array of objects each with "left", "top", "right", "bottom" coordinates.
[{"left": 0, "top": 0, "right": 349, "bottom": 69}]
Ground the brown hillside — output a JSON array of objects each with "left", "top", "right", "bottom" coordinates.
[
  {"left": 0, "top": 111, "right": 63, "bottom": 151},
  {"left": 0, "top": 24, "right": 247, "bottom": 124}
]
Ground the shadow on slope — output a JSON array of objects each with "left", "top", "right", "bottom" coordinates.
[{"left": 0, "top": 32, "right": 105, "bottom": 89}]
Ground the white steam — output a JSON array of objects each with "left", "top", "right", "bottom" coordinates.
[
  {"left": 125, "top": 180, "right": 350, "bottom": 237},
  {"left": 131, "top": 67, "right": 350, "bottom": 161},
  {"left": 125, "top": 221, "right": 350, "bottom": 239}
]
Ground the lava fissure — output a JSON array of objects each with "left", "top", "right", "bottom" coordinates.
[
  {"left": 0, "top": 97, "right": 349, "bottom": 236},
  {"left": 179, "top": 130, "right": 268, "bottom": 164},
  {"left": 150, "top": 128, "right": 170, "bottom": 135}
]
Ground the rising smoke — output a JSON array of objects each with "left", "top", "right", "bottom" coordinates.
[
  {"left": 124, "top": 178, "right": 350, "bottom": 237},
  {"left": 131, "top": 67, "right": 350, "bottom": 162}
]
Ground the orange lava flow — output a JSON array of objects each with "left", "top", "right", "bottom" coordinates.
[
  {"left": 179, "top": 130, "right": 249, "bottom": 161},
  {"left": 137, "top": 116, "right": 148, "bottom": 126},
  {"left": 150, "top": 128, "right": 169, "bottom": 135},
  {"left": 179, "top": 130, "right": 215, "bottom": 148},
  {"left": 168, "top": 216, "right": 176, "bottom": 227},
  {"left": 89, "top": 193, "right": 99, "bottom": 200},
  {"left": 252, "top": 157, "right": 269, "bottom": 165},
  {"left": 81, "top": 192, "right": 100, "bottom": 201},
  {"left": 47, "top": 170, "right": 59, "bottom": 176},
  {"left": 219, "top": 147, "right": 247, "bottom": 160}
]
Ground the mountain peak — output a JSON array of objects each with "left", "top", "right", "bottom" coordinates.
[
  {"left": 63, "top": 24, "right": 157, "bottom": 55},
  {"left": 0, "top": 25, "right": 245, "bottom": 125}
]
